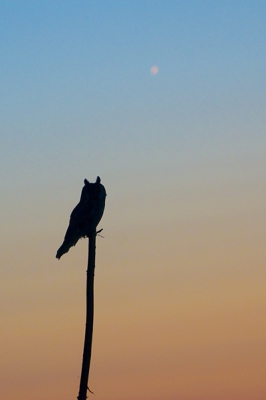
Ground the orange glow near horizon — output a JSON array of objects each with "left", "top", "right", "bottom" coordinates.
[{"left": 2, "top": 214, "right": 266, "bottom": 400}]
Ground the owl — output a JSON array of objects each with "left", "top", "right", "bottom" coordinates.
[{"left": 56, "top": 177, "right": 106, "bottom": 259}]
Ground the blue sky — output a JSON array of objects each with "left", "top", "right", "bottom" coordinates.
[
  {"left": 1, "top": 2, "right": 266, "bottom": 183},
  {"left": 1, "top": 1, "right": 265, "bottom": 211}
]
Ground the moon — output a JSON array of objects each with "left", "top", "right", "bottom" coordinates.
[{"left": 150, "top": 65, "right": 159, "bottom": 75}]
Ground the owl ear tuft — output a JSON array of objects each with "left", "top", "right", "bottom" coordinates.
[
  {"left": 84, "top": 179, "right": 90, "bottom": 185},
  {"left": 96, "top": 176, "right": 101, "bottom": 184}
]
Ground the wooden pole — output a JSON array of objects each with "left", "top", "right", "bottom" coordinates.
[{"left": 77, "top": 228, "right": 96, "bottom": 400}]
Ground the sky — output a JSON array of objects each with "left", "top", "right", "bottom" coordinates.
[{"left": 1, "top": 1, "right": 266, "bottom": 399}]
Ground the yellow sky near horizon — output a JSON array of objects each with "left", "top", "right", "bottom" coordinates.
[{"left": 1, "top": 208, "right": 266, "bottom": 400}]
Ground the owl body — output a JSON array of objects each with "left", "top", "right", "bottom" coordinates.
[{"left": 56, "top": 177, "right": 106, "bottom": 259}]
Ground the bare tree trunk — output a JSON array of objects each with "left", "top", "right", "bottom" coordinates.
[{"left": 77, "top": 229, "right": 96, "bottom": 400}]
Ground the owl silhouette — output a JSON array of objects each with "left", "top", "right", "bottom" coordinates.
[{"left": 56, "top": 177, "right": 106, "bottom": 259}]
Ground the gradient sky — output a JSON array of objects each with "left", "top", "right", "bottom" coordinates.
[{"left": 1, "top": 1, "right": 266, "bottom": 399}]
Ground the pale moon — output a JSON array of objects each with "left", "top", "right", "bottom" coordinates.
[{"left": 150, "top": 65, "right": 159, "bottom": 75}]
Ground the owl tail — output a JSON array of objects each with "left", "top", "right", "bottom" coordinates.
[{"left": 56, "top": 242, "right": 70, "bottom": 259}]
